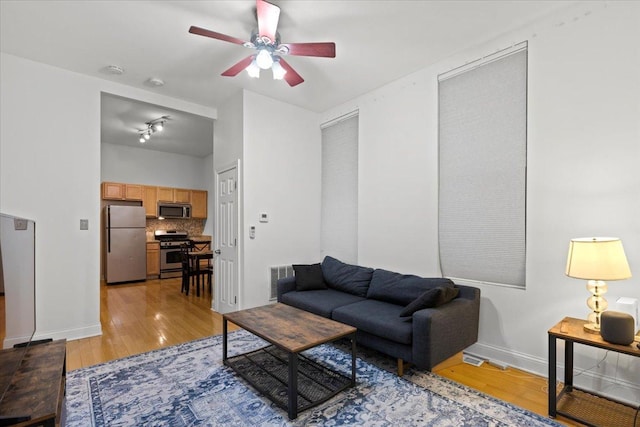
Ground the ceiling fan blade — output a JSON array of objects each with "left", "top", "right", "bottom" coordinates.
[
  {"left": 221, "top": 56, "right": 255, "bottom": 77},
  {"left": 280, "top": 42, "right": 336, "bottom": 58},
  {"left": 278, "top": 58, "right": 304, "bottom": 87},
  {"left": 256, "top": 0, "right": 280, "bottom": 42},
  {"left": 189, "top": 26, "right": 247, "bottom": 46}
]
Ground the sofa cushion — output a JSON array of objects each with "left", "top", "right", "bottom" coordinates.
[
  {"left": 366, "top": 269, "right": 455, "bottom": 306},
  {"left": 292, "top": 263, "right": 327, "bottom": 291},
  {"left": 399, "top": 287, "right": 460, "bottom": 317},
  {"left": 280, "top": 288, "right": 366, "bottom": 318},
  {"left": 333, "top": 299, "right": 413, "bottom": 345},
  {"left": 321, "top": 256, "right": 373, "bottom": 297}
]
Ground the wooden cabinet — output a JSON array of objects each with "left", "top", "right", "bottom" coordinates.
[
  {"left": 158, "top": 187, "right": 191, "bottom": 204},
  {"left": 174, "top": 188, "right": 191, "bottom": 203},
  {"left": 125, "top": 184, "right": 143, "bottom": 200},
  {"left": 101, "top": 182, "right": 143, "bottom": 201},
  {"left": 157, "top": 187, "right": 174, "bottom": 202},
  {"left": 146, "top": 241, "right": 160, "bottom": 278},
  {"left": 102, "top": 182, "right": 124, "bottom": 200},
  {"left": 143, "top": 186, "right": 158, "bottom": 217},
  {"left": 191, "top": 190, "right": 208, "bottom": 219},
  {"left": 102, "top": 182, "right": 207, "bottom": 219}
]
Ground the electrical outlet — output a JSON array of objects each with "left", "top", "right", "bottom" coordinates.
[{"left": 80, "top": 219, "right": 89, "bottom": 230}]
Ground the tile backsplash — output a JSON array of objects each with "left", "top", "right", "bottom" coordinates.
[{"left": 146, "top": 218, "right": 205, "bottom": 236}]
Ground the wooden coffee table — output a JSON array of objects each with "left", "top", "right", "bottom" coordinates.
[{"left": 222, "top": 303, "right": 357, "bottom": 419}]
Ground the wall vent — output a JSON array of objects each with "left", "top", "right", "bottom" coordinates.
[
  {"left": 462, "top": 352, "right": 485, "bottom": 367},
  {"left": 269, "top": 265, "right": 294, "bottom": 300}
]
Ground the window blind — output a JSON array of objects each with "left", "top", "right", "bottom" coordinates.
[
  {"left": 321, "top": 114, "right": 358, "bottom": 264},
  {"left": 438, "top": 46, "right": 527, "bottom": 288}
]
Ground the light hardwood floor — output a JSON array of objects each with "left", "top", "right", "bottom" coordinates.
[{"left": 66, "top": 278, "right": 578, "bottom": 426}]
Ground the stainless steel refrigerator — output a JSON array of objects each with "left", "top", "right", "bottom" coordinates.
[{"left": 104, "top": 205, "right": 146, "bottom": 284}]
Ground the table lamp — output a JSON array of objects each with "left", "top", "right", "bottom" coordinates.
[{"left": 565, "top": 237, "right": 632, "bottom": 333}]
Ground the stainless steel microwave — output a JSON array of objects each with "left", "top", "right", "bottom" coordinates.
[{"left": 158, "top": 203, "right": 191, "bottom": 219}]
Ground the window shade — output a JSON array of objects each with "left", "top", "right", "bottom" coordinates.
[
  {"left": 438, "top": 46, "right": 527, "bottom": 287},
  {"left": 321, "top": 114, "right": 358, "bottom": 264}
]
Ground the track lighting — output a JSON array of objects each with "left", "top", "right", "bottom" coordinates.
[{"left": 137, "top": 116, "right": 169, "bottom": 144}]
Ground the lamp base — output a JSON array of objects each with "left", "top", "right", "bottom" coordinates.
[{"left": 583, "top": 323, "right": 600, "bottom": 334}]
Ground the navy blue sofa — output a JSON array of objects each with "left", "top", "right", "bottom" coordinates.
[{"left": 277, "top": 256, "right": 480, "bottom": 375}]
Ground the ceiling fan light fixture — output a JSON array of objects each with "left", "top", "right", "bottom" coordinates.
[
  {"left": 144, "top": 132, "right": 151, "bottom": 140},
  {"left": 255, "top": 49, "right": 274, "bottom": 70},
  {"left": 271, "top": 60, "right": 286, "bottom": 80},
  {"left": 153, "top": 121, "right": 164, "bottom": 132},
  {"left": 139, "top": 135, "right": 146, "bottom": 143},
  {"left": 246, "top": 59, "right": 261, "bottom": 78}
]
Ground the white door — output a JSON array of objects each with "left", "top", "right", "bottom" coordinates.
[{"left": 214, "top": 165, "right": 239, "bottom": 313}]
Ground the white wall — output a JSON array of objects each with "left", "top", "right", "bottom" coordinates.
[
  {"left": 202, "top": 153, "right": 214, "bottom": 237},
  {"left": 241, "top": 91, "right": 321, "bottom": 309},
  {"left": 0, "top": 53, "right": 216, "bottom": 341},
  {"left": 212, "top": 91, "right": 244, "bottom": 310},
  {"left": 101, "top": 143, "right": 214, "bottom": 234},
  {"left": 101, "top": 143, "right": 209, "bottom": 190},
  {"left": 320, "top": 1, "right": 640, "bottom": 403}
]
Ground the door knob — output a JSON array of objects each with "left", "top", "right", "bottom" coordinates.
[{"left": 214, "top": 249, "right": 221, "bottom": 254}]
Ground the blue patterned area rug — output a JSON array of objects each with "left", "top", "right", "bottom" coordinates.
[{"left": 65, "top": 330, "right": 561, "bottom": 426}]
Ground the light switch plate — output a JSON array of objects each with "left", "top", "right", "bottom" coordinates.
[
  {"left": 80, "top": 219, "right": 89, "bottom": 230},
  {"left": 259, "top": 212, "right": 269, "bottom": 223}
]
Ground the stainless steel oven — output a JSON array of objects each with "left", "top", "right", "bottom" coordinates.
[{"left": 155, "top": 230, "right": 190, "bottom": 279}]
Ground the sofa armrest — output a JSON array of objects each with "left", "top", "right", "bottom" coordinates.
[
  {"left": 411, "top": 285, "right": 480, "bottom": 370},
  {"left": 277, "top": 276, "right": 297, "bottom": 302}
]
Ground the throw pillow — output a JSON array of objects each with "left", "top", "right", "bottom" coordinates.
[
  {"left": 398, "top": 286, "right": 460, "bottom": 317},
  {"left": 366, "top": 269, "right": 455, "bottom": 306},
  {"left": 293, "top": 263, "right": 327, "bottom": 291},
  {"left": 321, "top": 256, "right": 373, "bottom": 297},
  {"left": 435, "top": 286, "right": 460, "bottom": 307}
]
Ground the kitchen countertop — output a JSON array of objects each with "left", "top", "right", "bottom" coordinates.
[{"left": 145, "top": 234, "right": 212, "bottom": 243}]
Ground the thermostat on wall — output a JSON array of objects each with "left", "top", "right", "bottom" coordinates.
[{"left": 259, "top": 212, "right": 269, "bottom": 223}]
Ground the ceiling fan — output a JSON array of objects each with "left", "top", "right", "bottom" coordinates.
[{"left": 189, "top": 0, "right": 336, "bottom": 87}]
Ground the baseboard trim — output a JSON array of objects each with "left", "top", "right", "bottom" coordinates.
[
  {"left": 466, "top": 341, "right": 640, "bottom": 406},
  {"left": 33, "top": 323, "right": 102, "bottom": 342}
]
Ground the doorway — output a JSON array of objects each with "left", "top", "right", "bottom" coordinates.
[{"left": 214, "top": 162, "right": 239, "bottom": 313}]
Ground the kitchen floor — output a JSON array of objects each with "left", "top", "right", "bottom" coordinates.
[{"left": 66, "top": 277, "right": 235, "bottom": 371}]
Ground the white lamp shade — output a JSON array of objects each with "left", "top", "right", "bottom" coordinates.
[
  {"left": 271, "top": 61, "right": 287, "bottom": 80},
  {"left": 566, "top": 237, "right": 632, "bottom": 280},
  {"left": 255, "top": 49, "right": 274, "bottom": 70},
  {"left": 246, "top": 59, "right": 260, "bottom": 78}
]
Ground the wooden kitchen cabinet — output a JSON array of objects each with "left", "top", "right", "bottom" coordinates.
[
  {"left": 102, "top": 182, "right": 124, "bottom": 200},
  {"left": 143, "top": 186, "right": 158, "bottom": 217},
  {"left": 101, "top": 182, "right": 143, "bottom": 201},
  {"left": 146, "top": 241, "right": 160, "bottom": 278},
  {"left": 174, "top": 188, "right": 191, "bottom": 203},
  {"left": 104, "top": 183, "right": 201, "bottom": 214},
  {"left": 125, "top": 184, "right": 143, "bottom": 200},
  {"left": 191, "top": 190, "right": 208, "bottom": 219},
  {"left": 157, "top": 187, "right": 174, "bottom": 202},
  {"left": 158, "top": 187, "right": 191, "bottom": 204}
]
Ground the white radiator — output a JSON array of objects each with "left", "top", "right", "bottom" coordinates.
[{"left": 269, "top": 265, "right": 294, "bottom": 300}]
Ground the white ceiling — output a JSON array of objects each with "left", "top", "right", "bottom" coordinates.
[
  {"left": 1, "top": 0, "right": 574, "bottom": 157},
  {"left": 101, "top": 94, "right": 214, "bottom": 158}
]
